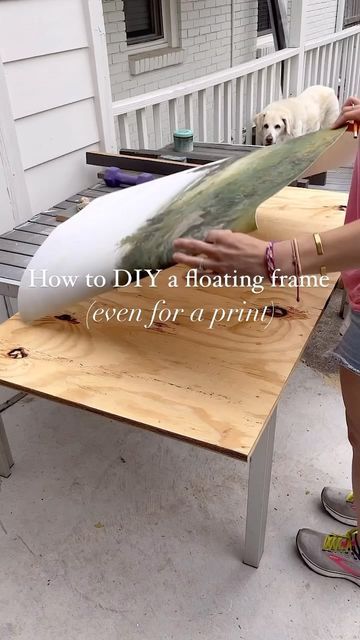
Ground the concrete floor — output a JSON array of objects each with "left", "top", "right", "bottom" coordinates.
[{"left": 0, "top": 294, "right": 359, "bottom": 639}]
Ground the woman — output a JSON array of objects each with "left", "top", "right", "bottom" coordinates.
[{"left": 173, "top": 97, "right": 360, "bottom": 586}]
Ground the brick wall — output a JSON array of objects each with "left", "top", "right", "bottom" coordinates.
[{"left": 102, "top": 0, "right": 258, "bottom": 102}]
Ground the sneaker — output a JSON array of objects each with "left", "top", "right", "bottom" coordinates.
[
  {"left": 321, "top": 487, "right": 357, "bottom": 526},
  {"left": 296, "top": 528, "right": 360, "bottom": 586}
]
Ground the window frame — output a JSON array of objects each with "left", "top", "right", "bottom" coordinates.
[
  {"left": 257, "top": 0, "right": 272, "bottom": 37},
  {"left": 124, "top": 0, "right": 179, "bottom": 54},
  {"left": 124, "top": 0, "right": 164, "bottom": 46},
  {"left": 343, "top": 0, "right": 360, "bottom": 27}
]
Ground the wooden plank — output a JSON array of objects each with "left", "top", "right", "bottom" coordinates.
[
  {"left": 30, "top": 214, "right": 61, "bottom": 227},
  {"left": 0, "top": 188, "right": 345, "bottom": 461},
  {"left": 86, "top": 151, "right": 198, "bottom": 175},
  {"left": 78, "top": 189, "right": 104, "bottom": 198},
  {"left": 15, "top": 223, "right": 52, "bottom": 236},
  {"left": 52, "top": 201, "right": 77, "bottom": 210},
  {"left": 0, "top": 264, "right": 24, "bottom": 282},
  {"left": 16, "top": 99, "right": 99, "bottom": 170},
  {"left": 53, "top": 204, "right": 81, "bottom": 217},
  {"left": 58, "top": 195, "right": 89, "bottom": 205},
  {"left": 55, "top": 211, "right": 78, "bottom": 223},
  {"left": 40, "top": 208, "right": 61, "bottom": 216},
  {"left": 0, "top": 251, "right": 31, "bottom": 269},
  {"left": 0, "top": 239, "right": 38, "bottom": 256},
  {"left": 88, "top": 183, "right": 121, "bottom": 193},
  {"left": 2, "top": 230, "right": 46, "bottom": 246}
]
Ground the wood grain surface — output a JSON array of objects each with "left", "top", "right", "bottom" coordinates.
[{"left": 0, "top": 187, "right": 346, "bottom": 460}]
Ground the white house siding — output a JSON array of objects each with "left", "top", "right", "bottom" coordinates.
[
  {"left": 103, "top": 0, "right": 258, "bottom": 102},
  {"left": 0, "top": 0, "right": 114, "bottom": 221},
  {"left": 305, "top": 0, "right": 338, "bottom": 40}
]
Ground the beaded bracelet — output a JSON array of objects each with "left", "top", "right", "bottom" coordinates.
[
  {"left": 265, "top": 241, "right": 276, "bottom": 282},
  {"left": 291, "top": 238, "right": 302, "bottom": 302},
  {"left": 265, "top": 240, "right": 302, "bottom": 302}
]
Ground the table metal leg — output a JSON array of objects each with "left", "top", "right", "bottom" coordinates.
[
  {"left": 243, "top": 407, "right": 277, "bottom": 568},
  {"left": 0, "top": 414, "right": 14, "bottom": 478}
]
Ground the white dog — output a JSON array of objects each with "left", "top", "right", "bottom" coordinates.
[{"left": 254, "top": 85, "right": 339, "bottom": 146}]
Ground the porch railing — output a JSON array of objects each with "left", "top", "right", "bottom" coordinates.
[{"left": 112, "top": 24, "right": 360, "bottom": 150}]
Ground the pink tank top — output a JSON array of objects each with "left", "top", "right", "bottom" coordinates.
[{"left": 341, "top": 150, "right": 360, "bottom": 311}]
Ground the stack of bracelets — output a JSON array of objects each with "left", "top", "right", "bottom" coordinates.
[{"left": 264, "top": 233, "right": 326, "bottom": 303}]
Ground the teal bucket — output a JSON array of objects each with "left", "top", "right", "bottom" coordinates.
[{"left": 173, "top": 129, "right": 194, "bottom": 152}]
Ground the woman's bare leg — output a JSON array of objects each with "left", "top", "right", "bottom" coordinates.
[{"left": 340, "top": 365, "right": 360, "bottom": 529}]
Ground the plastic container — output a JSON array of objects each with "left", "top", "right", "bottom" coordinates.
[{"left": 173, "top": 129, "right": 194, "bottom": 153}]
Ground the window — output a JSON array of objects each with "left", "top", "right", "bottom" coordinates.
[
  {"left": 124, "top": 0, "right": 164, "bottom": 45},
  {"left": 257, "top": 0, "right": 272, "bottom": 35},
  {"left": 124, "top": 0, "right": 182, "bottom": 75},
  {"left": 344, "top": 0, "right": 360, "bottom": 26}
]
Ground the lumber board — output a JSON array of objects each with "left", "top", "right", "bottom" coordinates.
[
  {"left": 86, "top": 151, "right": 199, "bottom": 175},
  {"left": 15, "top": 222, "right": 52, "bottom": 236},
  {"left": 2, "top": 230, "right": 46, "bottom": 246},
  {"left": 0, "top": 251, "right": 31, "bottom": 269},
  {"left": 0, "top": 239, "right": 38, "bottom": 257}
]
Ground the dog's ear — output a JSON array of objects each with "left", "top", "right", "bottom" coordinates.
[
  {"left": 254, "top": 112, "right": 265, "bottom": 128},
  {"left": 282, "top": 113, "right": 294, "bottom": 136},
  {"left": 282, "top": 117, "right": 290, "bottom": 134}
]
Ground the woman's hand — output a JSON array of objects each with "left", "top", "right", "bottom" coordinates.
[
  {"left": 173, "top": 229, "right": 268, "bottom": 277},
  {"left": 332, "top": 96, "right": 360, "bottom": 129}
]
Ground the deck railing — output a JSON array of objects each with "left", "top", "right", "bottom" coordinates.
[{"left": 112, "top": 25, "right": 360, "bottom": 150}]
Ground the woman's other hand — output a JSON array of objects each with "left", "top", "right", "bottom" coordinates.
[{"left": 173, "top": 230, "right": 268, "bottom": 278}]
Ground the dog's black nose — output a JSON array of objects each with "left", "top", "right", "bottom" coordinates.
[{"left": 265, "top": 135, "right": 273, "bottom": 145}]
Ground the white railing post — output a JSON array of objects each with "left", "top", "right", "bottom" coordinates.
[{"left": 288, "top": 0, "right": 306, "bottom": 95}]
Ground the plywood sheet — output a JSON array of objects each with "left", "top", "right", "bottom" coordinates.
[{"left": 0, "top": 188, "right": 346, "bottom": 460}]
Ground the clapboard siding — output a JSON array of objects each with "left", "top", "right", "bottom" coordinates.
[
  {"left": 16, "top": 99, "right": 99, "bottom": 170},
  {"left": 4, "top": 49, "right": 94, "bottom": 119},
  {"left": 25, "top": 143, "right": 100, "bottom": 214},
  {"left": 0, "top": 0, "right": 115, "bottom": 219},
  {"left": 0, "top": 0, "right": 88, "bottom": 63}
]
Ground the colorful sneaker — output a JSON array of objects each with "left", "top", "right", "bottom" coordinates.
[
  {"left": 296, "top": 528, "right": 360, "bottom": 586},
  {"left": 321, "top": 487, "right": 357, "bottom": 526}
]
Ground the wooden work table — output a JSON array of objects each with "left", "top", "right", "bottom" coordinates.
[{"left": 0, "top": 186, "right": 346, "bottom": 567}]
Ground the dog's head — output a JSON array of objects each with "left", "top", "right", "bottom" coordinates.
[{"left": 254, "top": 109, "right": 293, "bottom": 145}]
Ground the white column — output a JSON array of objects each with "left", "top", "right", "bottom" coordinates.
[
  {"left": 336, "top": 0, "right": 346, "bottom": 32},
  {"left": 82, "top": 0, "right": 117, "bottom": 153},
  {"left": 288, "top": 0, "right": 306, "bottom": 96}
]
